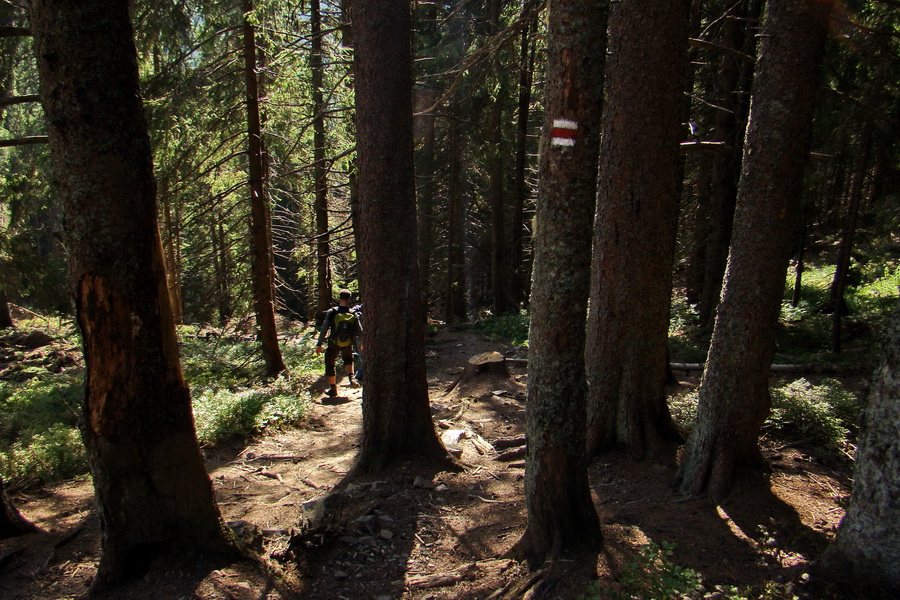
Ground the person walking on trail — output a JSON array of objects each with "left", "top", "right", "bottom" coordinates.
[{"left": 316, "top": 289, "right": 362, "bottom": 397}]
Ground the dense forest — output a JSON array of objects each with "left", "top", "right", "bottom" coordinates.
[{"left": 1, "top": 0, "right": 899, "bottom": 599}]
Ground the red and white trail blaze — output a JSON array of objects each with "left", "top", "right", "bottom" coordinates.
[{"left": 550, "top": 118, "right": 578, "bottom": 147}]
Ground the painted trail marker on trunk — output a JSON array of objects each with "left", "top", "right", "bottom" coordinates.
[{"left": 550, "top": 118, "right": 578, "bottom": 147}]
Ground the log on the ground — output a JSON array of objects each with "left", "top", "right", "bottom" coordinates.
[
  {"left": 444, "top": 351, "right": 512, "bottom": 394},
  {"left": 496, "top": 446, "right": 526, "bottom": 462},
  {"left": 508, "top": 358, "right": 865, "bottom": 376},
  {"left": 492, "top": 434, "right": 527, "bottom": 450},
  {"left": 669, "top": 362, "right": 867, "bottom": 374}
]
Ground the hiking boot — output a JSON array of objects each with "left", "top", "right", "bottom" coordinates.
[
  {"left": 348, "top": 376, "right": 359, "bottom": 388},
  {"left": 326, "top": 385, "right": 338, "bottom": 397}
]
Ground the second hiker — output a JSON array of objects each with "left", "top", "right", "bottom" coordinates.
[{"left": 315, "top": 288, "right": 362, "bottom": 397}]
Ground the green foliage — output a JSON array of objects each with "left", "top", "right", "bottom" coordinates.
[
  {"left": 0, "top": 374, "right": 82, "bottom": 438},
  {"left": 846, "top": 260, "right": 900, "bottom": 323},
  {"left": 182, "top": 328, "right": 318, "bottom": 446},
  {"left": 472, "top": 310, "right": 530, "bottom": 346},
  {"left": 779, "top": 260, "right": 896, "bottom": 366},
  {"left": 668, "top": 389, "right": 700, "bottom": 433},
  {"left": 193, "top": 375, "right": 309, "bottom": 446},
  {"left": 580, "top": 540, "right": 808, "bottom": 600},
  {"left": 0, "top": 325, "right": 319, "bottom": 482},
  {"left": 582, "top": 541, "right": 702, "bottom": 600},
  {"left": 180, "top": 335, "right": 268, "bottom": 390},
  {"left": 668, "top": 298, "right": 708, "bottom": 363},
  {"left": 0, "top": 372, "right": 86, "bottom": 482},
  {"left": 765, "top": 378, "right": 860, "bottom": 456},
  {"left": 0, "top": 424, "right": 87, "bottom": 482},
  {"left": 669, "top": 377, "right": 860, "bottom": 455}
]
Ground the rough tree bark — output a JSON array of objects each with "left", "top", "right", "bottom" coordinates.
[
  {"left": 243, "top": 0, "right": 286, "bottom": 376},
  {"left": 31, "top": 0, "right": 238, "bottom": 588},
  {"left": 675, "top": 0, "right": 833, "bottom": 500},
  {"left": 816, "top": 310, "right": 900, "bottom": 598},
  {"left": 511, "top": 0, "right": 605, "bottom": 568},
  {"left": 352, "top": 0, "right": 451, "bottom": 472},
  {"left": 586, "top": 0, "right": 689, "bottom": 459}
]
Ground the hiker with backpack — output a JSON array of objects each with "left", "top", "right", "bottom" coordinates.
[{"left": 315, "top": 289, "right": 362, "bottom": 397}]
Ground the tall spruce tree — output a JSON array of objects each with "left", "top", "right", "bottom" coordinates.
[
  {"left": 675, "top": 0, "right": 834, "bottom": 500},
  {"left": 31, "top": 0, "right": 238, "bottom": 587},
  {"left": 352, "top": 0, "right": 451, "bottom": 472},
  {"left": 585, "top": 0, "right": 690, "bottom": 459},
  {"left": 512, "top": 0, "right": 605, "bottom": 567}
]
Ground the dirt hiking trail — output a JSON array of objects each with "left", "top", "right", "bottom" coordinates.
[{"left": 0, "top": 327, "right": 852, "bottom": 599}]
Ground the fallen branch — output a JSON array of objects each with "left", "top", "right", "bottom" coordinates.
[
  {"left": 492, "top": 434, "right": 526, "bottom": 450},
  {"left": 669, "top": 362, "right": 871, "bottom": 374},
  {"left": 496, "top": 446, "right": 526, "bottom": 461},
  {"left": 407, "top": 563, "right": 476, "bottom": 589},
  {"left": 508, "top": 358, "right": 867, "bottom": 376}
]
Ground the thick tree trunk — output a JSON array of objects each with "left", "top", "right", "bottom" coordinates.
[
  {"left": 31, "top": 0, "right": 238, "bottom": 588},
  {"left": 353, "top": 0, "right": 451, "bottom": 472},
  {"left": 311, "top": 0, "right": 333, "bottom": 318},
  {"left": 0, "top": 476, "right": 35, "bottom": 539},
  {"left": 511, "top": 0, "right": 605, "bottom": 569},
  {"left": 243, "top": 0, "right": 286, "bottom": 376},
  {"left": 586, "top": 0, "right": 689, "bottom": 459},
  {"left": 816, "top": 311, "right": 900, "bottom": 598},
  {"left": 675, "top": 0, "right": 833, "bottom": 500}
]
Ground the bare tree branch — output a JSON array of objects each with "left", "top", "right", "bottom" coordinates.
[{"left": 0, "top": 135, "right": 48, "bottom": 147}]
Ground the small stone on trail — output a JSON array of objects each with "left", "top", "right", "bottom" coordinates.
[
  {"left": 435, "top": 484, "right": 449, "bottom": 492},
  {"left": 334, "top": 570, "right": 348, "bottom": 580},
  {"left": 413, "top": 475, "right": 436, "bottom": 489},
  {"left": 377, "top": 514, "right": 395, "bottom": 527},
  {"left": 349, "top": 514, "right": 379, "bottom": 535}
]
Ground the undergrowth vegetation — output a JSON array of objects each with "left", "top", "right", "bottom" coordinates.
[
  {"left": 669, "top": 377, "right": 860, "bottom": 460},
  {"left": 668, "top": 259, "right": 898, "bottom": 367},
  {"left": 581, "top": 540, "right": 806, "bottom": 600},
  {"left": 0, "top": 319, "right": 320, "bottom": 485},
  {"left": 473, "top": 310, "right": 530, "bottom": 346}
]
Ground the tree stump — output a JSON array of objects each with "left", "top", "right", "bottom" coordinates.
[
  {"left": 0, "top": 476, "right": 37, "bottom": 540},
  {"left": 444, "top": 351, "right": 511, "bottom": 394}
]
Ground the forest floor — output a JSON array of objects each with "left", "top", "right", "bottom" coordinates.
[{"left": 0, "top": 325, "right": 859, "bottom": 600}]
